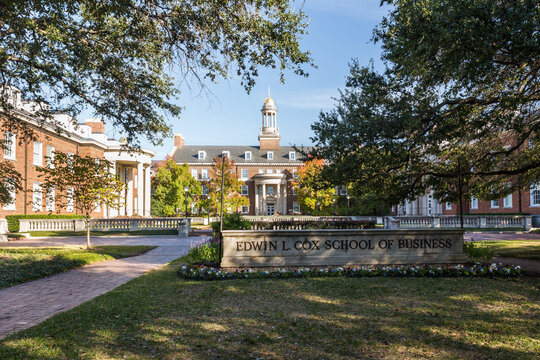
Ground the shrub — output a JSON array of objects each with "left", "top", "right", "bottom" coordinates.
[
  {"left": 250, "top": 220, "right": 375, "bottom": 230},
  {"left": 211, "top": 213, "right": 251, "bottom": 236},
  {"left": 464, "top": 241, "right": 494, "bottom": 263},
  {"left": 184, "top": 241, "right": 219, "bottom": 266},
  {"left": 6, "top": 214, "right": 85, "bottom": 232}
]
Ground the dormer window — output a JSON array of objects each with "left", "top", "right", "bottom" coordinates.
[
  {"left": 267, "top": 151, "right": 274, "bottom": 160},
  {"left": 245, "top": 151, "right": 252, "bottom": 160},
  {"left": 222, "top": 151, "right": 230, "bottom": 158},
  {"left": 198, "top": 151, "right": 206, "bottom": 160},
  {"left": 289, "top": 151, "right": 295, "bottom": 160}
]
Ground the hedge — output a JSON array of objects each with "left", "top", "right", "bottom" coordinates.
[
  {"left": 250, "top": 220, "right": 376, "bottom": 230},
  {"left": 6, "top": 214, "right": 85, "bottom": 232}
]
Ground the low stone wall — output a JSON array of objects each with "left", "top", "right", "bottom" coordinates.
[
  {"left": 0, "top": 219, "right": 7, "bottom": 242},
  {"left": 222, "top": 229, "right": 467, "bottom": 267}
]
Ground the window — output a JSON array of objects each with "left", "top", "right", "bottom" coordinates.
[
  {"left": 222, "top": 151, "right": 230, "bottom": 158},
  {"left": 276, "top": 169, "right": 282, "bottom": 174},
  {"left": 259, "top": 169, "right": 264, "bottom": 174},
  {"left": 191, "top": 169, "right": 198, "bottom": 179},
  {"left": 32, "top": 182, "right": 42, "bottom": 212},
  {"left": 201, "top": 169, "right": 209, "bottom": 179},
  {"left": 241, "top": 205, "right": 249, "bottom": 214},
  {"left": 267, "top": 169, "right": 274, "bottom": 174},
  {"left": 503, "top": 194, "right": 513, "bottom": 208},
  {"left": 198, "top": 151, "right": 206, "bottom": 160},
  {"left": 289, "top": 151, "right": 296, "bottom": 160},
  {"left": 530, "top": 183, "right": 540, "bottom": 207},
  {"left": 46, "top": 186, "right": 55, "bottom": 212},
  {"left": 340, "top": 186, "right": 347, "bottom": 196},
  {"left": 3, "top": 178, "right": 16, "bottom": 210},
  {"left": 446, "top": 202, "right": 452, "bottom": 210},
  {"left": 33, "top": 141, "right": 43, "bottom": 166},
  {"left": 267, "top": 186, "right": 274, "bottom": 195},
  {"left": 241, "top": 185, "right": 248, "bottom": 195},
  {"left": 202, "top": 184, "right": 209, "bottom": 195},
  {"left": 292, "top": 186, "right": 297, "bottom": 195},
  {"left": 293, "top": 169, "right": 298, "bottom": 179},
  {"left": 391, "top": 205, "right": 395, "bottom": 212},
  {"left": 94, "top": 201, "right": 100, "bottom": 213},
  {"left": 293, "top": 201, "right": 300, "bottom": 213},
  {"left": 67, "top": 187, "right": 74, "bottom": 212},
  {"left": 258, "top": 186, "right": 263, "bottom": 195},
  {"left": 46, "top": 145, "right": 55, "bottom": 168},
  {"left": 267, "top": 151, "right": 273, "bottom": 160},
  {"left": 67, "top": 152, "right": 74, "bottom": 169},
  {"left": 241, "top": 169, "right": 248, "bottom": 179},
  {"left": 491, "top": 199, "right": 500, "bottom": 208},
  {"left": 471, "top": 197, "right": 478, "bottom": 210},
  {"left": 245, "top": 151, "right": 252, "bottom": 160},
  {"left": 3, "top": 132, "right": 15, "bottom": 160}
]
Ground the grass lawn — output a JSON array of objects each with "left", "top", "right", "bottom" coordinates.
[
  {"left": 0, "top": 258, "right": 538, "bottom": 359},
  {"left": 28, "top": 230, "right": 177, "bottom": 237},
  {"left": 0, "top": 246, "right": 155, "bottom": 289},
  {"left": 481, "top": 240, "right": 540, "bottom": 260}
]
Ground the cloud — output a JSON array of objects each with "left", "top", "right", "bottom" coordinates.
[{"left": 279, "top": 89, "right": 339, "bottom": 110}]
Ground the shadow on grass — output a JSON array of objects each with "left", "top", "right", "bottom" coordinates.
[{"left": 1, "top": 260, "right": 538, "bottom": 359}]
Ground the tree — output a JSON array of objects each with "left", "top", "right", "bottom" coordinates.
[
  {"left": 293, "top": 158, "right": 336, "bottom": 215},
  {"left": 0, "top": 0, "right": 313, "bottom": 147},
  {"left": 37, "top": 152, "right": 125, "bottom": 249},
  {"left": 206, "top": 156, "right": 248, "bottom": 216},
  {"left": 311, "top": 0, "right": 539, "bottom": 207},
  {"left": 151, "top": 159, "right": 201, "bottom": 217},
  {"left": 0, "top": 161, "right": 21, "bottom": 206}
]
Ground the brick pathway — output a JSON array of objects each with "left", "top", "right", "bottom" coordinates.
[{"left": 0, "top": 236, "right": 208, "bottom": 339}]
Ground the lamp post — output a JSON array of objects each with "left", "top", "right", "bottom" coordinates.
[{"left": 183, "top": 186, "right": 189, "bottom": 221}]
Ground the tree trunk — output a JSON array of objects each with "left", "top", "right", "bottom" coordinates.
[{"left": 86, "top": 219, "right": 91, "bottom": 249}]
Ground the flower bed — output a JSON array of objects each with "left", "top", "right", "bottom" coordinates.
[{"left": 177, "top": 263, "right": 522, "bottom": 281}]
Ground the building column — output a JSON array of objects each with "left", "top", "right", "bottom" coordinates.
[
  {"left": 144, "top": 165, "right": 151, "bottom": 217},
  {"left": 262, "top": 184, "right": 266, "bottom": 215},
  {"left": 126, "top": 167, "right": 133, "bottom": 216},
  {"left": 137, "top": 162, "right": 144, "bottom": 216},
  {"left": 277, "top": 183, "right": 281, "bottom": 214},
  {"left": 283, "top": 181, "right": 287, "bottom": 215},
  {"left": 118, "top": 165, "right": 126, "bottom": 216},
  {"left": 255, "top": 184, "right": 259, "bottom": 215}
]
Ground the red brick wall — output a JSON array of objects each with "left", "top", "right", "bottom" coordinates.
[
  {"left": 443, "top": 189, "right": 540, "bottom": 215},
  {"left": 259, "top": 138, "right": 280, "bottom": 150}
]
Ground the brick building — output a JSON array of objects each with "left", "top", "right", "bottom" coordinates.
[
  {"left": 1, "top": 86, "right": 154, "bottom": 219},
  {"left": 169, "top": 96, "right": 308, "bottom": 215}
]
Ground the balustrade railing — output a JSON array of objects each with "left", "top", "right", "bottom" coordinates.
[{"left": 389, "top": 215, "right": 532, "bottom": 230}]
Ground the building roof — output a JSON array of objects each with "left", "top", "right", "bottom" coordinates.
[{"left": 173, "top": 145, "right": 310, "bottom": 165}]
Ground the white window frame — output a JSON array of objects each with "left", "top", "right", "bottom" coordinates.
[
  {"left": 3, "top": 178, "right": 16, "bottom": 210},
  {"left": 503, "top": 193, "right": 513, "bottom": 208},
  {"left": 191, "top": 169, "right": 198, "bottom": 180},
  {"left": 530, "top": 183, "right": 540, "bottom": 207},
  {"left": 340, "top": 186, "right": 347, "bottom": 196},
  {"left": 259, "top": 169, "right": 264, "bottom": 174},
  {"left": 33, "top": 141, "right": 43, "bottom": 166},
  {"left": 201, "top": 168, "right": 209, "bottom": 180},
  {"left": 241, "top": 169, "right": 248, "bottom": 179},
  {"left": 276, "top": 169, "right": 282, "bottom": 174},
  {"left": 198, "top": 151, "right": 206, "bottom": 160},
  {"left": 293, "top": 201, "right": 300, "bottom": 213},
  {"left": 289, "top": 151, "right": 296, "bottom": 160},
  {"left": 67, "top": 187, "right": 74, "bottom": 212},
  {"left": 202, "top": 184, "right": 209, "bottom": 195},
  {"left": 267, "top": 169, "right": 274, "bottom": 174},
  {"left": 446, "top": 202, "right": 452, "bottom": 210},
  {"left": 292, "top": 187, "right": 297, "bottom": 195},
  {"left": 267, "top": 186, "right": 274, "bottom": 195},
  {"left": 241, "top": 205, "right": 249, "bottom": 214},
  {"left": 46, "top": 185, "right": 55, "bottom": 212},
  {"left": 267, "top": 151, "right": 274, "bottom": 160},
  {"left": 245, "top": 151, "right": 252, "bottom": 160},
  {"left": 46, "top": 145, "right": 55, "bottom": 168},
  {"left": 293, "top": 169, "right": 298, "bottom": 179},
  {"left": 32, "top": 182, "right": 43, "bottom": 212},
  {"left": 241, "top": 185, "right": 248, "bottom": 195},
  {"left": 222, "top": 151, "right": 230, "bottom": 158},
  {"left": 470, "top": 197, "right": 478, "bottom": 210},
  {"left": 491, "top": 199, "right": 500, "bottom": 209},
  {"left": 3, "top": 132, "right": 16, "bottom": 160}
]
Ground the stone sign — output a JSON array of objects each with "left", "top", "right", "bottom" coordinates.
[{"left": 221, "top": 229, "right": 467, "bottom": 267}]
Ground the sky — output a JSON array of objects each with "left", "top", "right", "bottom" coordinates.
[{"left": 90, "top": 1, "right": 392, "bottom": 160}]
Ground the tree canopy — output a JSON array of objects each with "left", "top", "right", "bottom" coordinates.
[
  {"left": 151, "top": 159, "right": 201, "bottom": 217},
  {"left": 293, "top": 158, "right": 336, "bottom": 215},
  {"left": 311, "top": 0, "right": 539, "bottom": 205},
  {"left": 206, "top": 155, "right": 248, "bottom": 216},
  {"left": 0, "top": 0, "right": 313, "bottom": 146}
]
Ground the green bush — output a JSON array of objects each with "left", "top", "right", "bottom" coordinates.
[
  {"left": 184, "top": 242, "right": 219, "bottom": 265},
  {"left": 464, "top": 241, "right": 494, "bottom": 263},
  {"left": 6, "top": 214, "right": 85, "bottom": 232},
  {"left": 211, "top": 213, "right": 251, "bottom": 236}
]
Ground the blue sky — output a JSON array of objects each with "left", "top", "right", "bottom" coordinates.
[{"left": 98, "top": 1, "right": 392, "bottom": 159}]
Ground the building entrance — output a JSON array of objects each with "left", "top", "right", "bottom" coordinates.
[{"left": 266, "top": 204, "right": 275, "bottom": 216}]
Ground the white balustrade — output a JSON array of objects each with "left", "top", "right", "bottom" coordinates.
[
  {"left": 19, "top": 219, "right": 86, "bottom": 232},
  {"left": 389, "top": 215, "right": 531, "bottom": 230}
]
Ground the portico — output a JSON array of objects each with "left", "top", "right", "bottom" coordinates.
[{"left": 253, "top": 173, "right": 287, "bottom": 215}]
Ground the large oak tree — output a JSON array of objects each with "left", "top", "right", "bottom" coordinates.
[{"left": 311, "top": 0, "right": 539, "bottom": 206}]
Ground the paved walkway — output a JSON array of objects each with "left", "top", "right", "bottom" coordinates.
[{"left": 0, "top": 234, "right": 210, "bottom": 339}]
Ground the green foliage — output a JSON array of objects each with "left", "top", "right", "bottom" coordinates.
[
  {"left": 6, "top": 214, "right": 84, "bottom": 232},
  {"left": 0, "top": 161, "right": 22, "bottom": 206},
  {"left": 463, "top": 241, "right": 495, "bottom": 263},
  {"left": 0, "top": 0, "right": 313, "bottom": 148},
  {"left": 184, "top": 242, "right": 219, "bottom": 266},
  {"left": 206, "top": 156, "right": 249, "bottom": 216},
  {"left": 293, "top": 158, "right": 336, "bottom": 215},
  {"left": 151, "top": 160, "right": 201, "bottom": 217},
  {"left": 211, "top": 213, "right": 251, "bottom": 236},
  {"left": 311, "top": 0, "right": 540, "bottom": 206},
  {"left": 250, "top": 220, "right": 375, "bottom": 230}
]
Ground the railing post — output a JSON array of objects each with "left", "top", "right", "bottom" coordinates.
[
  {"left": 524, "top": 216, "right": 532, "bottom": 231},
  {"left": 0, "top": 219, "right": 7, "bottom": 242},
  {"left": 480, "top": 217, "right": 487, "bottom": 229},
  {"left": 129, "top": 220, "right": 139, "bottom": 231},
  {"left": 433, "top": 217, "right": 441, "bottom": 228}
]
